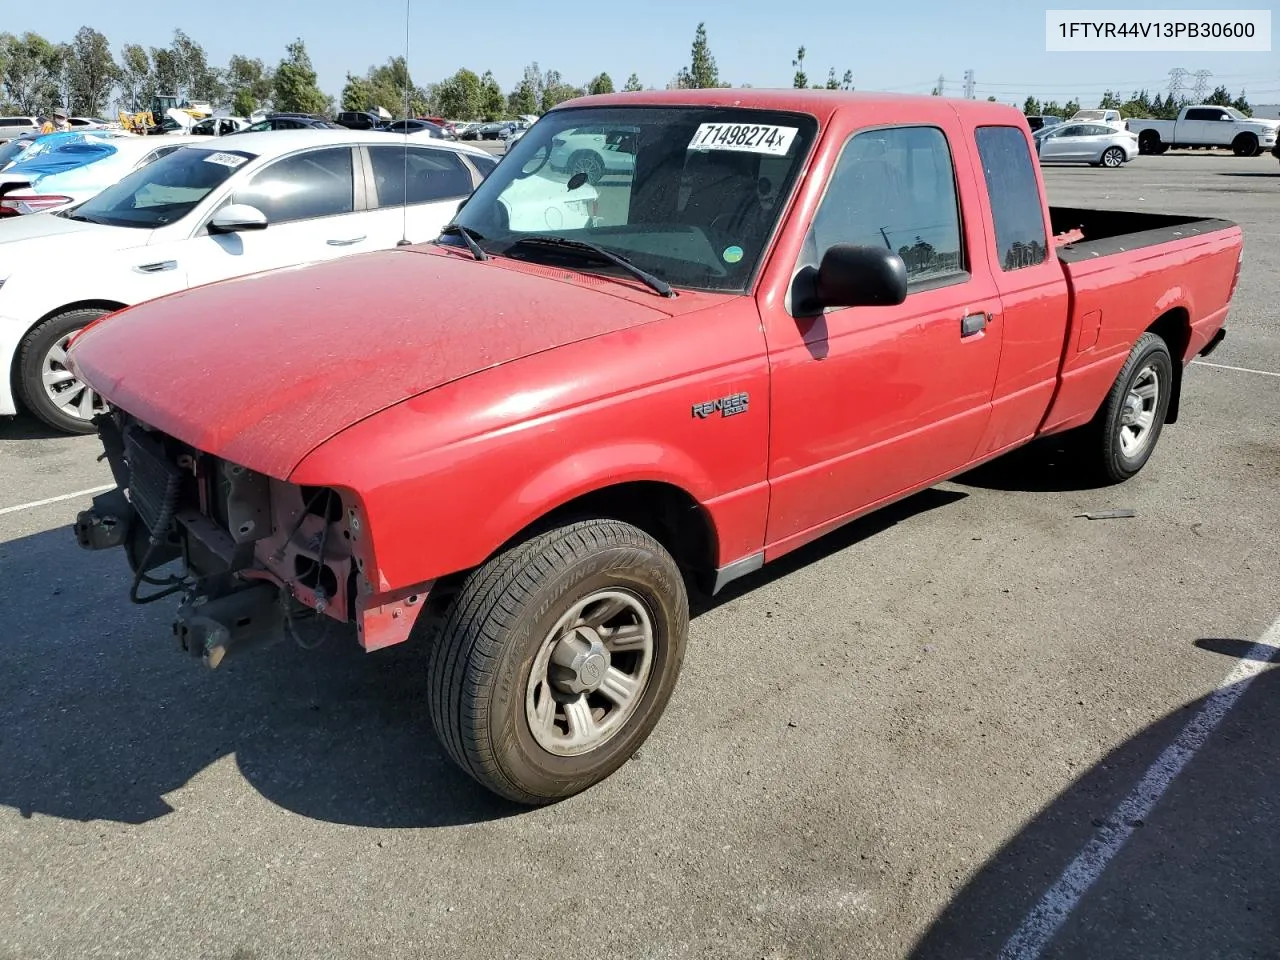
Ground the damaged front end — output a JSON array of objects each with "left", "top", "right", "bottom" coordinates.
[{"left": 74, "top": 410, "right": 432, "bottom": 668}]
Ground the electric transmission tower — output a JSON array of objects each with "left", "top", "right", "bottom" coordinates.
[
  {"left": 963, "top": 69, "right": 975, "bottom": 99},
  {"left": 1192, "top": 69, "right": 1212, "bottom": 102},
  {"left": 1167, "top": 67, "right": 1189, "bottom": 102}
]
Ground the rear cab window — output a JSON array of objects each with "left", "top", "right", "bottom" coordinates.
[{"left": 974, "top": 126, "right": 1049, "bottom": 271}]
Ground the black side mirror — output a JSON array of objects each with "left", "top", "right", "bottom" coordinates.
[{"left": 793, "top": 243, "right": 909, "bottom": 315}]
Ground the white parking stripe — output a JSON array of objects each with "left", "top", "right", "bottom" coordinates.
[
  {"left": 0, "top": 484, "right": 114, "bottom": 517},
  {"left": 1192, "top": 360, "right": 1280, "bottom": 378},
  {"left": 999, "top": 613, "right": 1280, "bottom": 960}
]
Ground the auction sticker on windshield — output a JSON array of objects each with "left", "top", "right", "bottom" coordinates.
[
  {"left": 688, "top": 123, "right": 798, "bottom": 156},
  {"left": 203, "top": 152, "right": 249, "bottom": 168}
]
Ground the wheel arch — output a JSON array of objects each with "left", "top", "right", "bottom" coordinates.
[
  {"left": 1146, "top": 307, "right": 1191, "bottom": 424},
  {"left": 8, "top": 299, "right": 128, "bottom": 408},
  {"left": 496, "top": 479, "right": 719, "bottom": 589}
]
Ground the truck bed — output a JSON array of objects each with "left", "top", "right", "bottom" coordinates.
[{"left": 1050, "top": 206, "right": 1236, "bottom": 261}]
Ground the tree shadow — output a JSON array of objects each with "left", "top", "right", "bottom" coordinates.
[
  {"left": 1215, "top": 172, "right": 1279, "bottom": 178},
  {"left": 909, "top": 641, "right": 1280, "bottom": 959}
]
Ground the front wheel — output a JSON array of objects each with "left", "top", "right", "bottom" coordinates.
[
  {"left": 1079, "top": 332, "right": 1174, "bottom": 483},
  {"left": 567, "top": 149, "right": 605, "bottom": 185},
  {"left": 15, "top": 308, "right": 111, "bottom": 434},
  {"left": 1232, "top": 133, "right": 1259, "bottom": 157},
  {"left": 426, "top": 519, "right": 689, "bottom": 804},
  {"left": 1101, "top": 146, "right": 1125, "bottom": 168}
]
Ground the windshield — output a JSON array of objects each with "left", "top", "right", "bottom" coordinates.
[
  {"left": 1225, "top": 107, "right": 1247, "bottom": 120},
  {"left": 63, "top": 146, "right": 256, "bottom": 228},
  {"left": 446, "top": 106, "right": 819, "bottom": 293}
]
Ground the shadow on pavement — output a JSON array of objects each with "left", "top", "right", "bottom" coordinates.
[
  {"left": 909, "top": 641, "right": 1280, "bottom": 959},
  {"left": 0, "top": 526, "right": 516, "bottom": 829},
  {"left": 0, "top": 413, "right": 69, "bottom": 442},
  {"left": 695, "top": 487, "right": 968, "bottom": 612},
  {"left": 0, "top": 487, "right": 967, "bottom": 829},
  {"left": 955, "top": 436, "right": 1112, "bottom": 493}
]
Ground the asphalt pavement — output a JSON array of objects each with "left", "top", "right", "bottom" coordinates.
[{"left": 1, "top": 151, "right": 1278, "bottom": 960}]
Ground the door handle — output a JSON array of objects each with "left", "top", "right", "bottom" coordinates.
[
  {"left": 326, "top": 236, "right": 367, "bottom": 246},
  {"left": 134, "top": 260, "right": 177, "bottom": 274},
  {"left": 961, "top": 312, "right": 989, "bottom": 337}
]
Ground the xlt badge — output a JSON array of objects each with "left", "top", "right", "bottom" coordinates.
[{"left": 692, "top": 391, "right": 749, "bottom": 419}]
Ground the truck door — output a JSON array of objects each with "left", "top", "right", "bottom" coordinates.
[
  {"left": 968, "top": 124, "right": 1071, "bottom": 456},
  {"left": 760, "top": 120, "right": 1003, "bottom": 551},
  {"left": 1182, "top": 107, "right": 1224, "bottom": 145}
]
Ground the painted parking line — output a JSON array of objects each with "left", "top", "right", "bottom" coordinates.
[
  {"left": 0, "top": 484, "right": 114, "bottom": 518},
  {"left": 999, "top": 612, "right": 1280, "bottom": 960},
  {"left": 1192, "top": 360, "right": 1280, "bottom": 379}
]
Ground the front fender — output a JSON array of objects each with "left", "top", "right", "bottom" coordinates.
[{"left": 289, "top": 300, "right": 771, "bottom": 591}]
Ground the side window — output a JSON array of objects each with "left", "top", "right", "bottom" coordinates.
[
  {"left": 801, "top": 125, "right": 965, "bottom": 287},
  {"left": 468, "top": 153, "right": 499, "bottom": 177},
  {"left": 1184, "top": 109, "right": 1212, "bottom": 121},
  {"left": 974, "top": 126, "right": 1048, "bottom": 272},
  {"left": 235, "top": 147, "right": 354, "bottom": 224},
  {"left": 367, "top": 146, "right": 475, "bottom": 207}
]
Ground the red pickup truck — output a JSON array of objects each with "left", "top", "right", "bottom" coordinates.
[{"left": 68, "top": 90, "right": 1242, "bottom": 805}]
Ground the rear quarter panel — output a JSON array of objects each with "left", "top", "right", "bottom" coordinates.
[
  {"left": 289, "top": 299, "right": 771, "bottom": 592},
  {"left": 1040, "top": 225, "right": 1242, "bottom": 434}
]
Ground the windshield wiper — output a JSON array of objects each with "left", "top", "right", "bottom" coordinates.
[
  {"left": 440, "top": 223, "right": 488, "bottom": 261},
  {"left": 506, "top": 235, "right": 674, "bottom": 298}
]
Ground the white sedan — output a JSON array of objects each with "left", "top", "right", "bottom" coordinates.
[
  {"left": 1036, "top": 122, "right": 1140, "bottom": 167},
  {"left": 0, "top": 130, "right": 500, "bottom": 433}
]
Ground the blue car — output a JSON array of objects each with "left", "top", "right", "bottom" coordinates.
[{"left": 0, "top": 130, "right": 204, "bottom": 216}]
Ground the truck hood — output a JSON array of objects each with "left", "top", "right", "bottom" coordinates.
[{"left": 69, "top": 246, "right": 688, "bottom": 479}]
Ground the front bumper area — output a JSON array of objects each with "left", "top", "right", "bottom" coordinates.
[{"left": 73, "top": 410, "right": 431, "bottom": 666}]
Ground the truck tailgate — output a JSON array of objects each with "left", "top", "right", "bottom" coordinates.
[{"left": 1040, "top": 207, "right": 1243, "bottom": 435}]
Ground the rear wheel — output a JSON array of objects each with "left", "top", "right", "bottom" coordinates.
[
  {"left": 1078, "top": 332, "right": 1174, "bottom": 483},
  {"left": 1138, "top": 131, "right": 1161, "bottom": 155},
  {"left": 426, "top": 519, "right": 688, "bottom": 804},
  {"left": 1232, "top": 133, "right": 1259, "bottom": 157},
  {"left": 1101, "top": 146, "right": 1125, "bottom": 168},
  {"left": 15, "top": 308, "right": 110, "bottom": 434}
]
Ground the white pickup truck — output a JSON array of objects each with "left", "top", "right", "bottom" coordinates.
[{"left": 1129, "top": 105, "right": 1279, "bottom": 156}]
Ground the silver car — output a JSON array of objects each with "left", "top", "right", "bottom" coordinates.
[{"left": 1036, "top": 122, "right": 1139, "bottom": 168}]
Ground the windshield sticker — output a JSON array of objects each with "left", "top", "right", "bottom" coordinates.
[
  {"left": 203, "top": 152, "right": 248, "bottom": 168},
  {"left": 722, "top": 245, "right": 744, "bottom": 264},
  {"left": 688, "top": 123, "right": 798, "bottom": 156}
]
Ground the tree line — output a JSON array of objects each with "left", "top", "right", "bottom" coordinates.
[
  {"left": 1023, "top": 84, "right": 1253, "bottom": 120},
  {"left": 0, "top": 26, "right": 664, "bottom": 122}
]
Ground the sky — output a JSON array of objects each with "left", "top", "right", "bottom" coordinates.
[{"left": 16, "top": 0, "right": 1280, "bottom": 108}]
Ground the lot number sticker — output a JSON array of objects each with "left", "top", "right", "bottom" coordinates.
[
  {"left": 203, "top": 152, "right": 248, "bottom": 168},
  {"left": 688, "top": 123, "right": 798, "bottom": 156}
]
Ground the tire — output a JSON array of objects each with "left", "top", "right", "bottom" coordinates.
[
  {"left": 1232, "top": 133, "right": 1258, "bottom": 157},
  {"left": 1138, "top": 132, "right": 1161, "bottom": 155},
  {"left": 1079, "top": 332, "right": 1174, "bottom": 484},
  {"left": 15, "top": 308, "right": 111, "bottom": 434},
  {"left": 1101, "top": 147, "right": 1125, "bottom": 168},
  {"left": 426, "top": 519, "right": 689, "bottom": 804},
  {"left": 567, "top": 149, "right": 605, "bottom": 185}
]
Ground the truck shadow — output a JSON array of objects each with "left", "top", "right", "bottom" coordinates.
[
  {"left": 0, "top": 412, "right": 70, "bottom": 442},
  {"left": 0, "top": 526, "right": 514, "bottom": 829},
  {"left": 907, "top": 640, "right": 1280, "bottom": 959},
  {"left": 955, "top": 436, "right": 1109, "bottom": 493},
  {"left": 0, "top": 489, "right": 967, "bottom": 831}
]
